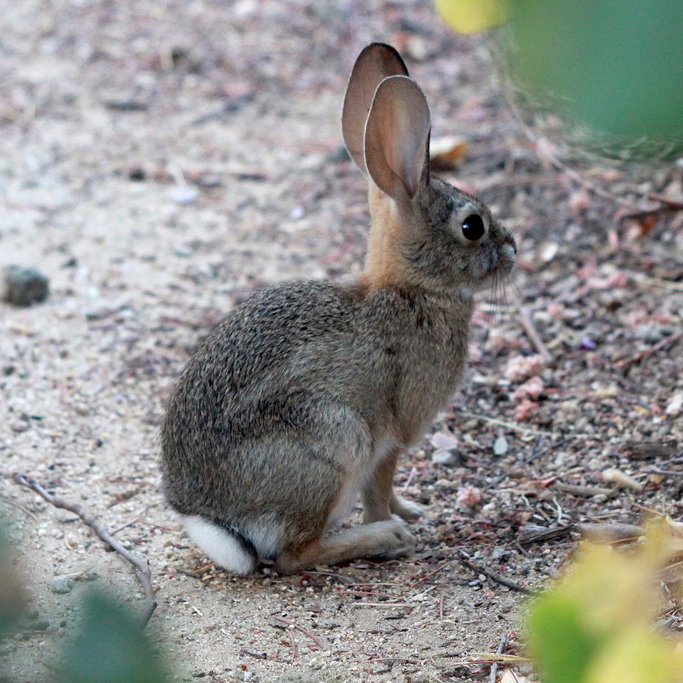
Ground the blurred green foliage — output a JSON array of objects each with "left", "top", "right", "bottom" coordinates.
[
  {"left": 437, "top": 0, "right": 683, "bottom": 158},
  {"left": 0, "top": 519, "right": 26, "bottom": 639},
  {"left": 0, "top": 518, "right": 170, "bottom": 683},
  {"left": 527, "top": 521, "right": 683, "bottom": 683},
  {"left": 55, "top": 590, "right": 171, "bottom": 683}
]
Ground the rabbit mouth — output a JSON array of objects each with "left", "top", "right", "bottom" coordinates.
[
  {"left": 494, "top": 242, "right": 516, "bottom": 276},
  {"left": 475, "top": 242, "right": 516, "bottom": 284}
]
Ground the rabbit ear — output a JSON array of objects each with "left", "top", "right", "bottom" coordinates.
[
  {"left": 364, "top": 75, "right": 431, "bottom": 201},
  {"left": 342, "top": 43, "right": 409, "bottom": 173}
]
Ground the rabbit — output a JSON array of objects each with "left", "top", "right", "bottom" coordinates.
[{"left": 161, "top": 43, "right": 516, "bottom": 575}]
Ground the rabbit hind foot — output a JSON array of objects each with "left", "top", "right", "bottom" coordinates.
[{"left": 274, "top": 519, "right": 415, "bottom": 575}]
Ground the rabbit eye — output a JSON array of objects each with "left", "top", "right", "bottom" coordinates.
[{"left": 461, "top": 214, "right": 485, "bottom": 241}]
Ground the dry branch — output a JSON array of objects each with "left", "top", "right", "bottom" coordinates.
[
  {"left": 554, "top": 482, "right": 614, "bottom": 498},
  {"left": 616, "top": 332, "right": 683, "bottom": 369},
  {"left": 271, "top": 615, "right": 326, "bottom": 651},
  {"left": 12, "top": 472, "right": 157, "bottom": 628}
]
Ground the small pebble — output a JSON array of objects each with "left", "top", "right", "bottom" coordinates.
[
  {"left": 168, "top": 185, "right": 199, "bottom": 205},
  {"left": 493, "top": 436, "right": 509, "bottom": 456},
  {"left": 489, "top": 546, "right": 510, "bottom": 561},
  {"left": 49, "top": 575, "right": 74, "bottom": 594},
  {"left": 431, "top": 448, "right": 461, "bottom": 466},
  {"left": 2, "top": 265, "right": 49, "bottom": 306}
]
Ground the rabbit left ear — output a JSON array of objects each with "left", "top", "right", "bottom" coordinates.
[
  {"left": 342, "top": 43, "right": 409, "bottom": 174},
  {"left": 364, "top": 75, "right": 431, "bottom": 201}
]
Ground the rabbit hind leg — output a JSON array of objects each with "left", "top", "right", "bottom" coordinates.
[{"left": 273, "top": 519, "right": 415, "bottom": 575}]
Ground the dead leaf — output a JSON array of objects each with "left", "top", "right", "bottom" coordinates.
[{"left": 429, "top": 136, "right": 468, "bottom": 170}]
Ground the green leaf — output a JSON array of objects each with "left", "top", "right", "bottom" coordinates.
[
  {"left": 0, "top": 519, "right": 26, "bottom": 638},
  {"left": 527, "top": 591, "right": 602, "bottom": 683},
  {"left": 587, "top": 627, "right": 683, "bottom": 683},
  {"left": 508, "top": 0, "right": 683, "bottom": 155},
  {"left": 56, "top": 590, "right": 171, "bottom": 683},
  {"left": 435, "top": 0, "right": 509, "bottom": 34}
]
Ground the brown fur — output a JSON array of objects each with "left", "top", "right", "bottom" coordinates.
[{"left": 161, "top": 43, "right": 516, "bottom": 574}]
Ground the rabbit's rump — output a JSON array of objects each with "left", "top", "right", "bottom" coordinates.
[
  {"left": 161, "top": 282, "right": 402, "bottom": 566},
  {"left": 167, "top": 397, "right": 382, "bottom": 572}
]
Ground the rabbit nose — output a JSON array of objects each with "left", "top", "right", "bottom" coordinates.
[{"left": 501, "top": 242, "right": 516, "bottom": 261}]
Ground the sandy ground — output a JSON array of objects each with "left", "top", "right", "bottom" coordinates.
[{"left": 1, "top": 1, "right": 682, "bottom": 681}]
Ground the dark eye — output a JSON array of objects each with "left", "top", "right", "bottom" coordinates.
[{"left": 461, "top": 214, "right": 485, "bottom": 241}]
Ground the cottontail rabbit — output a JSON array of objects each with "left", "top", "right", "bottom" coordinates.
[{"left": 162, "top": 43, "right": 516, "bottom": 574}]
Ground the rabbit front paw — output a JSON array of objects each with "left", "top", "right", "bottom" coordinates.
[{"left": 391, "top": 494, "right": 423, "bottom": 522}]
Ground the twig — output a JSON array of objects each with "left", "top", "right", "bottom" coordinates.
[
  {"left": 302, "top": 569, "right": 357, "bottom": 584},
  {"left": 518, "top": 524, "right": 574, "bottom": 545},
  {"left": 110, "top": 509, "right": 146, "bottom": 536},
  {"left": 576, "top": 522, "right": 643, "bottom": 543},
  {"left": 489, "top": 633, "right": 509, "bottom": 683},
  {"left": 518, "top": 307, "right": 554, "bottom": 363},
  {"left": 632, "top": 273, "right": 683, "bottom": 292},
  {"left": 647, "top": 193, "right": 683, "bottom": 210},
  {"left": 618, "top": 193, "right": 683, "bottom": 224},
  {"left": 554, "top": 482, "right": 614, "bottom": 498},
  {"left": 351, "top": 602, "right": 412, "bottom": 609},
  {"left": 175, "top": 568, "right": 202, "bottom": 579},
  {"left": 286, "top": 628, "right": 298, "bottom": 663},
  {"left": 0, "top": 495, "right": 39, "bottom": 521},
  {"left": 12, "top": 473, "right": 156, "bottom": 627},
  {"left": 271, "top": 615, "right": 325, "bottom": 651},
  {"left": 512, "top": 112, "right": 654, "bottom": 214},
  {"left": 368, "top": 656, "right": 416, "bottom": 664},
  {"left": 409, "top": 564, "right": 447, "bottom": 588},
  {"left": 238, "top": 649, "right": 268, "bottom": 660},
  {"left": 344, "top": 588, "right": 397, "bottom": 600},
  {"left": 437, "top": 594, "right": 445, "bottom": 620},
  {"left": 616, "top": 332, "right": 683, "bottom": 369},
  {"left": 457, "top": 410, "right": 567, "bottom": 438},
  {"left": 643, "top": 468, "right": 683, "bottom": 479},
  {"left": 456, "top": 552, "right": 536, "bottom": 596},
  {"left": 402, "top": 466, "right": 417, "bottom": 490}
]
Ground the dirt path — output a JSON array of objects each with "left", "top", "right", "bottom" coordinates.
[{"left": 1, "top": 1, "right": 681, "bottom": 681}]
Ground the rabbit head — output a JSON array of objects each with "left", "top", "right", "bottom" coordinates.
[{"left": 342, "top": 43, "right": 516, "bottom": 296}]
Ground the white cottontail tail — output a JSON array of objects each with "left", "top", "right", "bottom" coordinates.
[{"left": 162, "top": 43, "right": 516, "bottom": 574}]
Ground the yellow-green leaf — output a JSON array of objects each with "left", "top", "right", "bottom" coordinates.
[
  {"left": 435, "top": 0, "right": 509, "bottom": 34},
  {"left": 586, "top": 627, "right": 683, "bottom": 683}
]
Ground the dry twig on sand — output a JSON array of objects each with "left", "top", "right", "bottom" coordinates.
[
  {"left": 456, "top": 552, "right": 536, "bottom": 596},
  {"left": 489, "top": 632, "right": 509, "bottom": 683},
  {"left": 12, "top": 472, "right": 157, "bottom": 628},
  {"left": 616, "top": 332, "right": 683, "bottom": 369},
  {"left": 271, "top": 615, "right": 326, "bottom": 651},
  {"left": 518, "top": 307, "right": 554, "bottom": 363}
]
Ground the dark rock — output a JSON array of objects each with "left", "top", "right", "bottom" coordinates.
[{"left": 2, "top": 266, "right": 49, "bottom": 306}]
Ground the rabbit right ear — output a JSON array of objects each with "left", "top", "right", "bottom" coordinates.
[
  {"left": 342, "top": 43, "right": 408, "bottom": 174},
  {"left": 364, "top": 75, "right": 431, "bottom": 202}
]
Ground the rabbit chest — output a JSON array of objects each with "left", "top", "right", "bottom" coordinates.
[{"left": 356, "top": 287, "right": 474, "bottom": 447}]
